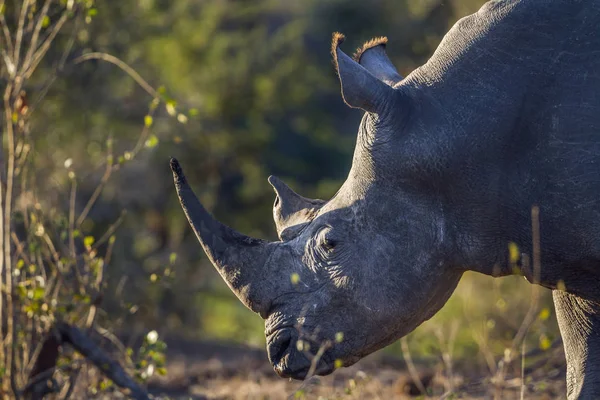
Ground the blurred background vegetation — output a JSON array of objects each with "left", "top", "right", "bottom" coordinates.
[{"left": 16, "top": 0, "right": 559, "bottom": 381}]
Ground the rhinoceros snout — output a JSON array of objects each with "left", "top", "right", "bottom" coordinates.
[{"left": 267, "top": 328, "right": 335, "bottom": 379}]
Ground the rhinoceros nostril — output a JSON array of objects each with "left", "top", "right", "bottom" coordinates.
[{"left": 269, "top": 329, "right": 293, "bottom": 364}]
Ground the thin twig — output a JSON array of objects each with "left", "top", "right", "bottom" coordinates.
[
  {"left": 73, "top": 52, "right": 159, "bottom": 98},
  {"left": 493, "top": 206, "right": 542, "bottom": 398},
  {"left": 0, "top": 12, "right": 14, "bottom": 57},
  {"left": 400, "top": 336, "right": 427, "bottom": 395},
  {"left": 290, "top": 341, "right": 331, "bottom": 400},
  {"left": 520, "top": 341, "right": 526, "bottom": 400},
  {"left": 3, "top": 78, "right": 17, "bottom": 399},
  {"left": 13, "top": 0, "right": 31, "bottom": 69},
  {"left": 77, "top": 161, "right": 112, "bottom": 227},
  {"left": 23, "top": 12, "right": 69, "bottom": 80},
  {"left": 68, "top": 174, "right": 84, "bottom": 292},
  {"left": 21, "top": 0, "right": 52, "bottom": 75}
]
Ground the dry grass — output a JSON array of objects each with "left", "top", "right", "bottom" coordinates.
[{"left": 146, "top": 330, "right": 565, "bottom": 400}]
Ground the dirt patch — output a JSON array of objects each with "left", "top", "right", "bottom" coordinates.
[{"left": 147, "top": 337, "right": 566, "bottom": 399}]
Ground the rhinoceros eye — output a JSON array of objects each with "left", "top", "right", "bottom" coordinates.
[
  {"left": 317, "top": 227, "right": 337, "bottom": 252},
  {"left": 322, "top": 237, "right": 337, "bottom": 251}
]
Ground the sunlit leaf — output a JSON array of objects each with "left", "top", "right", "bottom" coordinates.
[
  {"left": 539, "top": 334, "right": 552, "bottom": 350},
  {"left": 508, "top": 242, "right": 520, "bottom": 264},
  {"left": 290, "top": 273, "right": 300, "bottom": 285},
  {"left": 144, "top": 115, "right": 153, "bottom": 127},
  {"left": 176, "top": 113, "right": 188, "bottom": 124},
  {"left": 33, "top": 287, "right": 45, "bottom": 300},
  {"left": 145, "top": 134, "right": 159, "bottom": 148},
  {"left": 538, "top": 308, "right": 551, "bottom": 321},
  {"left": 165, "top": 100, "right": 176, "bottom": 116},
  {"left": 84, "top": 236, "right": 95, "bottom": 248}
]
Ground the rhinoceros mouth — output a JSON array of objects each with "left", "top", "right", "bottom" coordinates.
[{"left": 267, "top": 327, "right": 335, "bottom": 379}]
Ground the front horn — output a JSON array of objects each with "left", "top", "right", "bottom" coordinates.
[{"left": 170, "top": 158, "right": 276, "bottom": 316}]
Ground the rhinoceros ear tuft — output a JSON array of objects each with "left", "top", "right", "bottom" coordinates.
[
  {"left": 331, "top": 32, "right": 395, "bottom": 113},
  {"left": 352, "top": 36, "right": 388, "bottom": 62},
  {"left": 331, "top": 32, "right": 346, "bottom": 72},
  {"left": 353, "top": 37, "right": 403, "bottom": 87}
]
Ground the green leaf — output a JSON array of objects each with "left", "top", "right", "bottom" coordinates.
[
  {"left": 16, "top": 285, "right": 27, "bottom": 299},
  {"left": 33, "top": 287, "right": 45, "bottom": 300},
  {"left": 539, "top": 334, "right": 552, "bottom": 350},
  {"left": 42, "top": 16, "right": 50, "bottom": 28},
  {"left": 508, "top": 242, "right": 520, "bottom": 264},
  {"left": 145, "top": 134, "right": 159, "bottom": 148},
  {"left": 84, "top": 236, "right": 95, "bottom": 248},
  {"left": 87, "top": 8, "right": 98, "bottom": 17},
  {"left": 290, "top": 273, "right": 300, "bottom": 285},
  {"left": 144, "top": 115, "right": 153, "bottom": 127},
  {"left": 538, "top": 308, "right": 551, "bottom": 321},
  {"left": 165, "top": 100, "right": 176, "bottom": 116},
  {"left": 169, "top": 252, "right": 177, "bottom": 264}
]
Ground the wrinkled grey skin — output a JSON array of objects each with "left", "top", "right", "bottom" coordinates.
[{"left": 171, "top": 1, "right": 600, "bottom": 398}]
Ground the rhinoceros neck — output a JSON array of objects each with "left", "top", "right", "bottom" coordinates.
[{"left": 397, "top": 0, "right": 600, "bottom": 296}]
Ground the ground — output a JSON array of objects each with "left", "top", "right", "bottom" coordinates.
[{"left": 146, "top": 337, "right": 566, "bottom": 400}]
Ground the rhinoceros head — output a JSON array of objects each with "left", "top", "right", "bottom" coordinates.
[{"left": 171, "top": 34, "right": 463, "bottom": 379}]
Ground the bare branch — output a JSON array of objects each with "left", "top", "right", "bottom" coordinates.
[
  {"left": 0, "top": 11, "right": 14, "bottom": 58},
  {"left": 23, "top": 12, "right": 69, "bottom": 80},
  {"left": 77, "top": 162, "right": 112, "bottom": 227},
  {"left": 74, "top": 52, "right": 159, "bottom": 98},
  {"left": 13, "top": 0, "right": 32, "bottom": 70},
  {"left": 21, "top": 0, "right": 52, "bottom": 75},
  {"left": 57, "top": 322, "right": 150, "bottom": 400}
]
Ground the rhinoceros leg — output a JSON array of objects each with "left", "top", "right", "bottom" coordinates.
[{"left": 553, "top": 290, "right": 600, "bottom": 399}]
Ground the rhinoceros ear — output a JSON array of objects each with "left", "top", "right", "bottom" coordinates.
[
  {"left": 268, "top": 176, "right": 325, "bottom": 241},
  {"left": 331, "top": 32, "right": 396, "bottom": 113},
  {"left": 353, "top": 37, "right": 403, "bottom": 87}
]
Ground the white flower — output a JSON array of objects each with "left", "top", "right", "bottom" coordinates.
[
  {"left": 146, "top": 330, "right": 158, "bottom": 344},
  {"left": 64, "top": 158, "right": 73, "bottom": 168}
]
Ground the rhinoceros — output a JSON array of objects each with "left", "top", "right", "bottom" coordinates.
[{"left": 170, "top": 0, "right": 600, "bottom": 398}]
